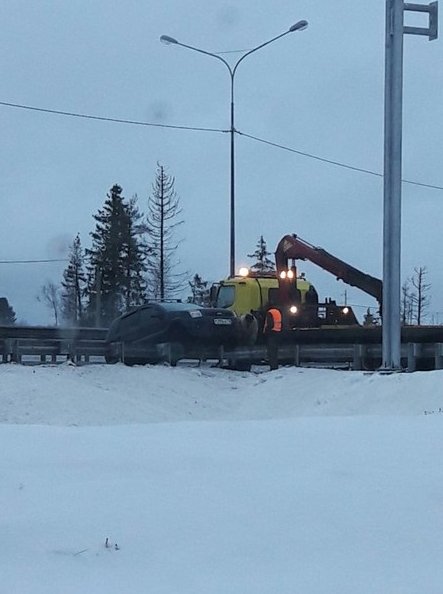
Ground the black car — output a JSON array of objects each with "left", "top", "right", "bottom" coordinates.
[{"left": 105, "top": 301, "right": 240, "bottom": 365}]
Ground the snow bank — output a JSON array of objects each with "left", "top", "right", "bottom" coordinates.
[{"left": 1, "top": 363, "right": 443, "bottom": 425}]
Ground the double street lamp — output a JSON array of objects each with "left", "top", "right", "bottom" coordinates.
[{"left": 160, "top": 21, "right": 308, "bottom": 277}]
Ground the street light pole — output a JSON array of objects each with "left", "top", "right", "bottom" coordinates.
[{"left": 160, "top": 21, "right": 308, "bottom": 278}]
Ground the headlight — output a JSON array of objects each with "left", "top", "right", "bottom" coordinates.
[
  {"left": 287, "top": 269, "right": 294, "bottom": 279},
  {"left": 342, "top": 307, "right": 350, "bottom": 315},
  {"left": 279, "top": 271, "right": 287, "bottom": 279},
  {"left": 238, "top": 267, "right": 249, "bottom": 277},
  {"left": 289, "top": 305, "right": 298, "bottom": 314},
  {"left": 189, "top": 310, "right": 203, "bottom": 318}
]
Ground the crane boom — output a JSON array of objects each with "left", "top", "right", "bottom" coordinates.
[{"left": 275, "top": 234, "right": 383, "bottom": 308}]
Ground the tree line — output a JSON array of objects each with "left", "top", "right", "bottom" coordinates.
[
  {"left": 40, "top": 222, "right": 277, "bottom": 326},
  {"left": 0, "top": 181, "right": 277, "bottom": 327},
  {"left": 39, "top": 164, "right": 189, "bottom": 327}
]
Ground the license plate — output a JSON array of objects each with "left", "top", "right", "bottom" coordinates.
[{"left": 213, "top": 318, "right": 232, "bottom": 325}]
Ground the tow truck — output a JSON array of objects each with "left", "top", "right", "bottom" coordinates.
[{"left": 213, "top": 232, "right": 383, "bottom": 334}]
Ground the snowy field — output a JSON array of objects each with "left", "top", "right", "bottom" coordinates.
[{"left": 2, "top": 363, "right": 443, "bottom": 593}]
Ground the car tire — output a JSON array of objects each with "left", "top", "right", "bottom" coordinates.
[
  {"left": 105, "top": 342, "right": 120, "bottom": 364},
  {"left": 235, "top": 360, "right": 252, "bottom": 372},
  {"left": 122, "top": 357, "right": 137, "bottom": 366},
  {"left": 105, "top": 354, "right": 119, "bottom": 364},
  {"left": 168, "top": 341, "right": 185, "bottom": 366},
  {"left": 123, "top": 356, "right": 150, "bottom": 366}
]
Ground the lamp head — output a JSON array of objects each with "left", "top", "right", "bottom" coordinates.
[
  {"left": 289, "top": 20, "right": 308, "bottom": 32},
  {"left": 160, "top": 35, "right": 178, "bottom": 45}
]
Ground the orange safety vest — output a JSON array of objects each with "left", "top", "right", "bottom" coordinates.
[{"left": 264, "top": 308, "right": 282, "bottom": 333}]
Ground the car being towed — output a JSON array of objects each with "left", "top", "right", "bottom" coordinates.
[{"left": 105, "top": 301, "right": 240, "bottom": 365}]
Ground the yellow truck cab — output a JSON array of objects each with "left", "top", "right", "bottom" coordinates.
[
  {"left": 214, "top": 270, "right": 314, "bottom": 318},
  {"left": 212, "top": 268, "right": 356, "bottom": 335}
]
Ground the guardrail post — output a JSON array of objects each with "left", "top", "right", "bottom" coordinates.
[
  {"left": 11, "top": 339, "right": 20, "bottom": 363},
  {"left": 67, "top": 342, "right": 75, "bottom": 364},
  {"left": 353, "top": 345, "right": 365, "bottom": 371},
  {"left": 407, "top": 342, "right": 421, "bottom": 372},
  {"left": 3, "top": 339, "right": 11, "bottom": 363},
  {"left": 293, "top": 344, "right": 300, "bottom": 367},
  {"left": 434, "top": 343, "right": 443, "bottom": 370},
  {"left": 407, "top": 343, "right": 415, "bottom": 371}
]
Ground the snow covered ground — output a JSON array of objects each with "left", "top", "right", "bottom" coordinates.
[{"left": 2, "top": 362, "right": 443, "bottom": 593}]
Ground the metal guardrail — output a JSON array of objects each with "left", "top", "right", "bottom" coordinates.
[
  {"left": 1, "top": 325, "right": 443, "bottom": 370},
  {"left": 222, "top": 342, "right": 443, "bottom": 371},
  {"left": 0, "top": 326, "right": 108, "bottom": 364},
  {"left": 0, "top": 338, "right": 108, "bottom": 364},
  {"left": 0, "top": 325, "right": 107, "bottom": 340}
]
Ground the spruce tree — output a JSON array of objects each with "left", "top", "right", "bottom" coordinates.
[
  {"left": 145, "top": 164, "right": 186, "bottom": 299},
  {"left": 247, "top": 236, "right": 275, "bottom": 273},
  {"left": 188, "top": 273, "right": 209, "bottom": 306},
  {"left": 121, "top": 195, "right": 148, "bottom": 310},
  {"left": 61, "top": 234, "right": 87, "bottom": 325},
  {"left": 85, "top": 184, "right": 148, "bottom": 326},
  {"left": 37, "top": 281, "right": 60, "bottom": 325},
  {"left": 0, "top": 297, "right": 16, "bottom": 325}
]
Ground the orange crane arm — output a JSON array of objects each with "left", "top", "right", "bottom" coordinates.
[{"left": 275, "top": 234, "right": 383, "bottom": 308}]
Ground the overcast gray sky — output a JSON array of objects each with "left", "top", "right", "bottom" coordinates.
[{"left": 1, "top": 1, "right": 442, "bottom": 324}]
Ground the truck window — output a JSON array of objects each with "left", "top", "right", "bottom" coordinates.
[{"left": 216, "top": 285, "right": 235, "bottom": 308}]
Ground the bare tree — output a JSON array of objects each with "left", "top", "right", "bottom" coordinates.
[
  {"left": 411, "top": 266, "right": 431, "bottom": 325},
  {"left": 61, "top": 234, "right": 87, "bottom": 325},
  {"left": 37, "top": 281, "right": 61, "bottom": 326},
  {"left": 145, "top": 164, "right": 186, "bottom": 299}
]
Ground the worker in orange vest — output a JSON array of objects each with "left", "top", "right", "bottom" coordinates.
[{"left": 263, "top": 305, "right": 282, "bottom": 370}]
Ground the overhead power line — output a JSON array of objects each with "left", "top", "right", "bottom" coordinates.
[
  {"left": 237, "top": 131, "right": 382, "bottom": 177},
  {"left": 1, "top": 99, "right": 442, "bottom": 191},
  {"left": 0, "top": 100, "right": 227, "bottom": 134},
  {"left": 0, "top": 258, "right": 68, "bottom": 264},
  {"left": 237, "top": 131, "right": 443, "bottom": 192}
]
